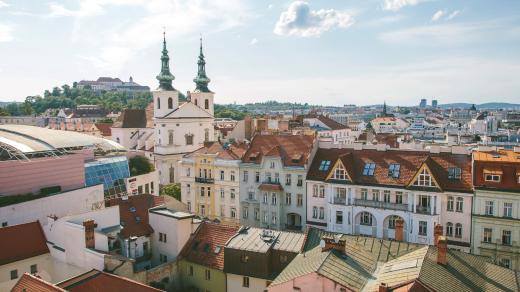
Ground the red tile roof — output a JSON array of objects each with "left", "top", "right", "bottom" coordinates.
[
  {"left": 179, "top": 222, "right": 239, "bottom": 271},
  {"left": 307, "top": 148, "right": 473, "bottom": 193},
  {"left": 0, "top": 221, "right": 49, "bottom": 265},
  {"left": 57, "top": 269, "right": 162, "bottom": 292},
  {"left": 94, "top": 123, "right": 112, "bottom": 136},
  {"left": 105, "top": 194, "right": 164, "bottom": 238},
  {"left": 317, "top": 115, "right": 349, "bottom": 130},
  {"left": 242, "top": 134, "right": 315, "bottom": 167},
  {"left": 473, "top": 150, "right": 520, "bottom": 191},
  {"left": 12, "top": 273, "right": 66, "bottom": 292},
  {"left": 184, "top": 141, "right": 246, "bottom": 160}
]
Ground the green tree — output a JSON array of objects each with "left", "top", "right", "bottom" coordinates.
[
  {"left": 128, "top": 156, "right": 154, "bottom": 176},
  {"left": 160, "top": 183, "right": 181, "bottom": 201},
  {"left": 0, "top": 107, "right": 10, "bottom": 116}
]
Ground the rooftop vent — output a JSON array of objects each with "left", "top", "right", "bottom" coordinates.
[{"left": 260, "top": 229, "right": 276, "bottom": 243}]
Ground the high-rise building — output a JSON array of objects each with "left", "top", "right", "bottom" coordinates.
[
  {"left": 432, "top": 99, "right": 438, "bottom": 108},
  {"left": 419, "top": 98, "right": 427, "bottom": 108}
]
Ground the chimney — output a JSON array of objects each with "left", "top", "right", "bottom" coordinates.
[
  {"left": 437, "top": 236, "right": 448, "bottom": 265},
  {"left": 434, "top": 224, "right": 443, "bottom": 247},
  {"left": 83, "top": 219, "right": 97, "bottom": 249},
  {"left": 379, "top": 283, "right": 388, "bottom": 292},
  {"left": 395, "top": 219, "right": 404, "bottom": 242},
  {"left": 321, "top": 235, "right": 346, "bottom": 254}
]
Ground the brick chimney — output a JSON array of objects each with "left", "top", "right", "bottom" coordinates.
[
  {"left": 395, "top": 219, "right": 404, "bottom": 242},
  {"left": 321, "top": 235, "right": 346, "bottom": 254},
  {"left": 379, "top": 283, "right": 388, "bottom": 292},
  {"left": 434, "top": 224, "right": 443, "bottom": 247},
  {"left": 83, "top": 219, "right": 97, "bottom": 249},
  {"left": 437, "top": 236, "right": 448, "bottom": 265}
]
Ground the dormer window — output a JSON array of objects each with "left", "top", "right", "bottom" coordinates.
[
  {"left": 448, "top": 167, "right": 462, "bottom": 180},
  {"left": 333, "top": 164, "right": 346, "bottom": 180},
  {"left": 362, "top": 163, "right": 376, "bottom": 176},
  {"left": 319, "top": 160, "right": 331, "bottom": 171},
  {"left": 414, "top": 168, "right": 433, "bottom": 187},
  {"left": 388, "top": 163, "right": 400, "bottom": 178},
  {"left": 484, "top": 169, "right": 502, "bottom": 182}
]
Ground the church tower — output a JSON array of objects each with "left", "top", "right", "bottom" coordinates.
[
  {"left": 190, "top": 37, "right": 214, "bottom": 116},
  {"left": 154, "top": 32, "right": 179, "bottom": 118}
]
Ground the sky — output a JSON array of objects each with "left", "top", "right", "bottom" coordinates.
[{"left": 0, "top": 0, "right": 519, "bottom": 106}]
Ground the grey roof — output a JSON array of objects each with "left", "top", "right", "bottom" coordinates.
[
  {"left": 226, "top": 227, "right": 305, "bottom": 253},
  {"left": 0, "top": 125, "right": 124, "bottom": 153}
]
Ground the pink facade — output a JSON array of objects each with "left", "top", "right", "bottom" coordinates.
[
  {"left": 0, "top": 153, "right": 86, "bottom": 196},
  {"left": 268, "top": 272, "right": 351, "bottom": 292}
]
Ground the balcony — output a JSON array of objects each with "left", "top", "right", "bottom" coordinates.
[
  {"left": 333, "top": 197, "right": 347, "bottom": 205},
  {"left": 195, "top": 177, "right": 214, "bottom": 184},
  {"left": 415, "top": 205, "right": 432, "bottom": 214},
  {"left": 354, "top": 199, "right": 408, "bottom": 211}
]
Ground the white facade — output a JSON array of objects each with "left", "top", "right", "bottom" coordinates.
[
  {"left": 111, "top": 127, "right": 154, "bottom": 151},
  {"left": 125, "top": 170, "right": 160, "bottom": 196},
  {"left": 227, "top": 273, "right": 269, "bottom": 292}
]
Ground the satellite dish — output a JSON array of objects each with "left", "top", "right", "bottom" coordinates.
[{"left": 319, "top": 239, "right": 325, "bottom": 248}]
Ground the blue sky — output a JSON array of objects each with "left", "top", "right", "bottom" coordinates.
[{"left": 1, "top": 0, "right": 519, "bottom": 106}]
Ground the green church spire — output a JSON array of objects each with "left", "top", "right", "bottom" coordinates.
[
  {"left": 193, "top": 37, "right": 211, "bottom": 92},
  {"left": 156, "top": 31, "right": 175, "bottom": 91}
]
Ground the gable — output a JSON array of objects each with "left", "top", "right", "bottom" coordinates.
[
  {"left": 164, "top": 102, "right": 213, "bottom": 119},
  {"left": 326, "top": 159, "right": 352, "bottom": 181},
  {"left": 408, "top": 163, "right": 441, "bottom": 190}
]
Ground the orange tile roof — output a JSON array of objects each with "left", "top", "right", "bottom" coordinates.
[
  {"left": 242, "top": 134, "right": 315, "bottom": 167},
  {"left": 57, "top": 269, "right": 162, "bottom": 292},
  {"left": 12, "top": 273, "right": 67, "bottom": 292},
  {"left": 94, "top": 123, "right": 112, "bottom": 136},
  {"left": 105, "top": 194, "right": 164, "bottom": 238},
  {"left": 179, "top": 222, "right": 239, "bottom": 271},
  {"left": 473, "top": 150, "right": 520, "bottom": 163},
  {"left": 185, "top": 142, "right": 246, "bottom": 160},
  {"left": 0, "top": 221, "right": 49, "bottom": 265}
]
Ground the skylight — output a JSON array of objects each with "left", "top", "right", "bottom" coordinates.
[
  {"left": 363, "top": 162, "right": 376, "bottom": 176},
  {"left": 319, "top": 160, "right": 331, "bottom": 171},
  {"left": 388, "top": 163, "right": 400, "bottom": 178}
]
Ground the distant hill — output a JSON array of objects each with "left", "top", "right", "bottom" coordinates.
[{"left": 439, "top": 102, "right": 520, "bottom": 110}]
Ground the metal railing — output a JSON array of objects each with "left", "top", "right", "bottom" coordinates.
[
  {"left": 333, "top": 197, "right": 347, "bottom": 205},
  {"left": 415, "top": 205, "right": 431, "bottom": 214},
  {"left": 195, "top": 177, "right": 214, "bottom": 184},
  {"left": 354, "top": 199, "right": 408, "bottom": 211}
]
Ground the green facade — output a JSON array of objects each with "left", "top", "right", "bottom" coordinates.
[{"left": 179, "top": 260, "right": 226, "bottom": 292}]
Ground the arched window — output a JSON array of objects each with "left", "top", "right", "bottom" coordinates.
[
  {"left": 446, "top": 222, "right": 453, "bottom": 236},
  {"left": 388, "top": 215, "right": 400, "bottom": 229},
  {"left": 205, "top": 99, "right": 209, "bottom": 109},
  {"left": 168, "top": 97, "right": 173, "bottom": 109},
  {"left": 456, "top": 197, "right": 464, "bottom": 212},
  {"left": 455, "top": 223, "right": 462, "bottom": 238},
  {"left": 312, "top": 207, "right": 318, "bottom": 219},
  {"left": 360, "top": 212, "right": 373, "bottom": 226},
  {"left": 157, "top": 98, "right": 160, "bottom": 109}
]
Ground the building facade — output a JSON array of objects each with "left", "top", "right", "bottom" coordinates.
[{"left": 239, "top": 135, "right": 317, "bottom": 231}]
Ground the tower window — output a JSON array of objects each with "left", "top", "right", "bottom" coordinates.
[
  {"left": 157, "top": 98, "right": 160, "bottom": 109},
  {"left": 194, "top": 99, "right": 198, "bottom": 106},
  {"left": 168, "top": 97, "right": 173, "bottom": 109},
  {"left": 205, "top": 99, "right": 209, "bottom": 109}
]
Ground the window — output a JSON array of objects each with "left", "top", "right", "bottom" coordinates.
[
  {"left": 187, "top": 201, "right": 191, "bottom": 211},
  {"left": 168, "top": 130, "right": 174, "bottom": 145},
  {"left": 205, "top": 99, "right": 209, "bottom": 109},
  {"left": 254, "top": 208, "right": 260, "bottom": 221},
  {"left": 189, "top": 265, "right": 194, "bottom": 276},
  {"left": 388, "top": 215, "right": 400, "bottom": 229},
  {"left": 271, "top": 193, "right": 277, "bottom": 205},
  {"left": 455, "top": 223, "right": 462, "bottom": 238},
  {"left": 485, "top": 173, "right": 501, "bottom": 182},
  {"left": 319, "top": 207, "right": 325, "bottom": 219},
  {"left": 241, "top": 254, "right": 249, "bottom": 263},
  {"left": 415, "top": 168, "right": 433, "bottom": 187},
  {"left": 160, "top": 254, "right": 168, "bottom": 263},
  {"left": 499, "top": 258, "right": 512, "bottom": 269},
  {"left": 362, "top": 162, "right": 376, "bottom": 176},
  {"left": 485, "top": 201, "right": 494, "bottom": 216},
  {"left": 275, "top": 173, "right": 280, "bottom": 183},
  {"left": 319, "top": 160, "right": 331, "bottom": 171},
  {"left": 336, "top": 211, "right": 343, "bottom": 224},
  {"left": 200, "top": 187, "right": 205, "bottom": 197},
  {"left": 503, "top": 202, "right": 513, "bottom": 218},
  {"left": 230, "top": 189, "right": 236, "bottom": 199},
  {"left": 231, "top": 171, "right": 236, "bottom": 182},
  {"left": 220, "top": 170, "right": 225, "bottom": 180},
  {"left": 360, "top": 212, "right": 372, "bottom": 226},
  {"left": 263, "top": 193, "right": 268, "bottom": 204},
  {"left": 502, "top": 230, "right": 512, "bottom": 245},
  {"left": 456, "top": 197, "right": 464, "bottom": 212},
  {"left": 255, "top": 172, "right": 260, "bottom": 183},
  {"left": 448, "top": 167, "right": 462, "bottom": 180},
  {"left": 285, "top": 193, "right": 292, "bottom": 205},
  {"left": 447, "top": 196, "right": 454, "bottom": 212},
  {"left": 395, "top": 192, "right": 403, "bottom": 204},
  {"left": 10, "top": 269, "right": 18, "bottom": 280},
  {"left": 483, "top": 228, "right": 492, "bottom": 243},
  {"left": 286, "top": 174, "right": 292, "bottom": 186},
  {"left": 205, "top": 269, "right": 211, "bottom": 280},
  {"left": 220, "top": 206, "right": 225, "bottom": 217},
  {"left": 243, "top": 276, "right": 250, "bottom": 288},
  {"left": 272, "top": 212, "right": 277, "bottom": 225},
  {"left": 383, "top": 190, "right": 391, "bottom": 203},
  {"left": 220, "top": 188, "right": 225, "bottom": 198},
  {"left": 200, "top": 204, "right": 206, "bottom": 216},
  {"left": 334, "top": 164, "right": 347, "bottom": 180},
  {"left": 297, "top": 194, "right": 303, "bottom": 206},
  {"left": 361, "top": 189, "right": 368, "bottom": 200},
  {"left": 30, "top": 264, "right": 37, "bottom": 274},
  {"left": 319, "top": 185, "right": 325, "bottom": 198},
  {"left": 312, "top": 207, "right": 318, "bottom": 219},
  {"left": 157, "top": 97, "right": 160, "bottom": 109},
  {"left": 388, "top": 163, "right": 400, "bottom": 178},
  {"left": 372, "top": 190, "right": 379, "bottom": 202},
  {"left": 159, "top": 232, "right": 167, "bottom": 243},
  {"left": 248, "top": 191, "right": 255, "bottom": 200},
  {"left": 266, "top": 172, "right": 272, "bottom": 183},
  {"left": 419, "top": 221, "right": 427, "bottom": 236},
  {"left": 280, "top": 255, "right": 288, "bottom": 263},
  {"left": 297, "top": 175, "right": 303, "bottom": 186},
  {"left": 270, "top": 161, "right": 275, "bottom": 169},
  {"left": 186, "top": 168, "right": 191, "bottom": 177},
  {"left": 446, "top": 222, "right": 453, "bottom": 236},
  {"left": 231, "top": 208, "right": 236, "bottom": 218},
  {"left": 243, "top": 171, "right": 249, "bottom": 182},
  {"left": 185, "top": 134, "right": 194, "bottom": 145},
  {"left": 168, "top": 97, "right": 173, "bottom": 109},
  {"left": 313, "top": 185, "right": 318, "bottom": 197}
]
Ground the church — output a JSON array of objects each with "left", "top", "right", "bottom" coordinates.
[{"left": 153, "top": 34, "right": 215, "bottom": 184}]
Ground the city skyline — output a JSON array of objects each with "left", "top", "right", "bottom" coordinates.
[{"left": 1, "top": 0, "right": 520, "bottom": 106}]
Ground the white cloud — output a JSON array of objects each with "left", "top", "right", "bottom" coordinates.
[
  {"left": 0, "top": 23, "right": 13, "bottom": 42},
  {"left": 446, "top": 10, "right": 460, "bottom": 20},
  {"left": 383, "top": 0, "right": 420, "bottom": 12},
  {"left": 250, "top": 38, "right": 258, "bottom": 45},
  {"left": 431, "top": 10, "right": 445, "bottom": 22},
  {"left": 268, "top": 4, "right": 273, "bottom": 9},
  {"left": 274, "top": 1, "right": 354, "bottom": 37},
  {"left": 0, "top": 1, "right": 9, "bottom": 8}
]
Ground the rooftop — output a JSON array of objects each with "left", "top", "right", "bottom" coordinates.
[
  {"left": 0, "top": 221, "right": 49, "bottom": 265},
  {"left": 56, "top": 269, "right": 162, "bottom": 292},
  {"left": 149, "top": 207, "right": 194, "bottom": 219},
  {"left": 242, "top": 134, "right": 315, "bottom": 167},
  {"left": 473, "top": 149, "right": 520, "bottom": 163},
  {"left": 226, "top": 227, "right": 305, "bottom": 253},
  {"left": 12, "top": 273, "right": 66, "bottom": 292}
]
